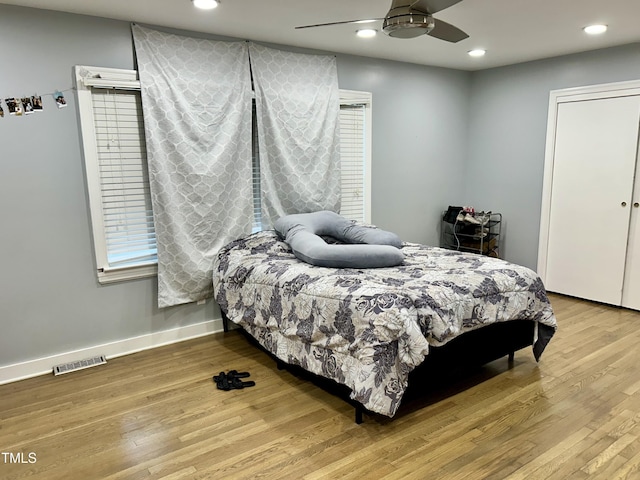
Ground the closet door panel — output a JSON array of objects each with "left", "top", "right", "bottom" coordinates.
[
  {"left": 622, "top": 162, "right": 640, "bottom": 310},
  {"left": 545, "top": 95, "right": 640, "bottom": 305}
]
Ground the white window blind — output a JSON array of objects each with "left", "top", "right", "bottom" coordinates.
[
  {"left": 76, "top": 65, "right": 157, "bottom": 283},
  {"left": 339, "top": 104, "right": 367, "bottom": 222},
  {"left": 91, "top": 89, "right": 157, "bottom": 267},
  {"left": 252, "top": 100, "right": 263, "bottom": 232},
  {"left": 339, "top": 89, "right": 372, "bottom": 224}
]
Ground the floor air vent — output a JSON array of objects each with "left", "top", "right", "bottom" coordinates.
[{"left": 53, "top": 355, "right": 107, "bottom": 376}]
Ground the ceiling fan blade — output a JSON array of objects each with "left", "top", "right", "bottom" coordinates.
[
  {"left": 295, "top": 18, "right": 383, "bottom": 30},
  {"left": 428, "top": 18, "right": 468, "bottom": 42},
  {"left": 411, "top": 0, "right": 464, "bottom": 14}
]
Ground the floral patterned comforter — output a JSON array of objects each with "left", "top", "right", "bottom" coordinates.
[{"left": 213, "top": 231, "right": 557, "bottom": 417}]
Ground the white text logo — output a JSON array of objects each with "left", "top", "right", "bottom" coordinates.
[{"left": 1, "top": 452, "right": 37, "bottom": 464}]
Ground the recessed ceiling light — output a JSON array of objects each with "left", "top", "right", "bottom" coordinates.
[
  {"left": 468, "top": 49, "right": 486, "bottom": 57},
  {"left": 192, "top": 0, "right": 218, "bottom": 10},
  {"left": 356, "top": 29, "right": 377, "bottom": 38},
  {"left": 583, "top": 24, "right": 607, "bottom": 35}
]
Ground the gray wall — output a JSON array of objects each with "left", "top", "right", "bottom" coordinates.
[
  {"left": 0, "top": 6, "right": 216, "bottom": 368},
  {"left": 0, "top": 4, "right": 469, "bottom": 368},
  {"left": 466, "top": 43, "right": 640, "bottom": 268},
  {"left": 337, "top": 55, "right": 471, "bottom": 244}
]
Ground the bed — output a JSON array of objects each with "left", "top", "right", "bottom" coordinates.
[{"left": 213, "top": 229, "right": 557, "bottom": 421}]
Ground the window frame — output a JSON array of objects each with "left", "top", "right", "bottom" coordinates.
[
  {"left": 76, "top": 66, "right": 158, "bottom": 284},
  {"left": 76, "top": 66, "right": 373, "bottom": 283}
]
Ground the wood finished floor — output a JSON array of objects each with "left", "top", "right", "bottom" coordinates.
[{"left": 1, "top": 294, "right": 640, "bottom": 479}]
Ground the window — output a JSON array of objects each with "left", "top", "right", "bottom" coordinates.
[
  {"left": 339, "top": 90, "right": 372, "bottom": 224},
  {"left": 76, "top": 66, "right": 372, "bottom": 283},
  {"left": 76, "top": 66, "right": 158, "bottom": 284}
]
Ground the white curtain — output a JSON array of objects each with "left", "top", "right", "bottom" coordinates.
[
  {"left": 132, "top": 25, "right": 253, "bottom": 308},
  {"left": 249, "top": 43, "right": 341, "bottom": 227}
]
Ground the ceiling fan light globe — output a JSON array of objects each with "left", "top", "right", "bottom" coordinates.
[{"left": 383, "top": 13, "right": 435, "bottom": 38}]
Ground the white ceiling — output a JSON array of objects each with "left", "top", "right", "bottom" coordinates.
[{"left": 3, "top": 0, "right": 640, "bottom": 70}]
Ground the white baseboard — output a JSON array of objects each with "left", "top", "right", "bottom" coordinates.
[{"left": 0, "top": 318, "right": 224, "bottom": 385}]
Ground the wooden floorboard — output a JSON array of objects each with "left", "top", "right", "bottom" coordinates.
[{"left": 1, "top": 293, "right": 639, "bottom": 479}]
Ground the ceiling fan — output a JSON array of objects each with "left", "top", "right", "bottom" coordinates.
[{"left": 295, "top": 0, "right": 468, "bottom": 43}]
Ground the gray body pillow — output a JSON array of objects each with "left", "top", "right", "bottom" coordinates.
[{"left": 273, "top": 211, "right": 404, "bottom": 268}]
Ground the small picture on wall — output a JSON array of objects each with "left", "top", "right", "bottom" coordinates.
[
  {"left": 53, "top": 91, "right": 67, "bottom": 109},
  {"left": 5, "top": 98, "right": 23, "bottom": 116},
  {"left": 32, "top": 95, "right": 43, "bottom": 112},
  {"left": 0, "top": 104, "right": 4, "bottom": 118},
  {"left": 21, "top": 97, "right": 34, "bottom": 115}
]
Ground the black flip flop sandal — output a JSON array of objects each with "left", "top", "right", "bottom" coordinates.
[
  {"left": 213, "top": 371, "right": 227, "bottom": 383},
  {"left": 227, "top": 370, "right": 250, "bottom": 379},
  {"left": 230, "top": 377, "right": 255, "bottom": 389},
  {"left": 216, "top": 376, "right": 232, "bottom": 391}
]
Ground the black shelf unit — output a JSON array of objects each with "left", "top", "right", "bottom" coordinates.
[{"left": 440, "top": 212, "right": 502, "bottom": 258}]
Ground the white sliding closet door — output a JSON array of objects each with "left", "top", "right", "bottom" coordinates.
[
  {"left": 622, "top": 160, "right": 640, "bottom": 310},
  {"left": 545, "top": 95, "right": 640, "bottom": 305}
]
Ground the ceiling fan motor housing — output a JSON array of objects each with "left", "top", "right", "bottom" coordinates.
[{"left": 383, "top": 6, "right": 435, "bottom": 38}]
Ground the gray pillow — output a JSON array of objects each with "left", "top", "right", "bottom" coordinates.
[{"left": 274, "top": 211, "right": 404, "bottom": 268}]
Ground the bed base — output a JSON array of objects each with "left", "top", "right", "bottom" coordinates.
[
  {"left": 220, "top": 310, "right": 535, "bottom": 424},
  {"left": 351, "top": 320, "right": 532, "bottom": 423}
]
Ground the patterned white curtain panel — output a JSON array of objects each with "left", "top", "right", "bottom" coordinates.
[
  {"left": 249, "top": 43, "right": 341, "bottom": 228},
  {"left": 132, "top": 25, "right": 253, "bottom": 308}
]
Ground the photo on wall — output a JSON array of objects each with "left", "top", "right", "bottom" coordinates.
[
  {"left": 21, "top": 96, "right": 34, "bottom": 114},
  {"left": 53, "top": 91, "right": 67, "bottom": 108},
  {"left": 4, "top": 97, "right": 22, "bottom": 116},
  {"left": 32, "top": 95, "right": 43, "bottom": 112}
]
